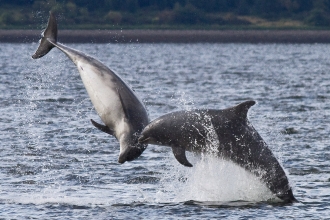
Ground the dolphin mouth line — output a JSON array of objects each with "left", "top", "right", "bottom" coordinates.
[{"left": 138, "top": 136, "right": 150, "bottom": 143}]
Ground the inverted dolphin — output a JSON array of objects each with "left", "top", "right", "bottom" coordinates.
[
  {"left": 32, "top": 12, "right": 149, "bottom": 163},
  {"left": 138, "top": 100, "right": 297, "bottom": 202}
]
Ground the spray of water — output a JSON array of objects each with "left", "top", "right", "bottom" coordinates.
[
  {"left": 155, "top": 153, "right": 276, "bottom": 203},
  {"left": 170, "top": 91, "right": 195, "bottom": 111}
]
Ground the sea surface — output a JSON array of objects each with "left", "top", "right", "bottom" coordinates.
[{"left": 0, "top": 43, "right": 329, "bottom": 219}]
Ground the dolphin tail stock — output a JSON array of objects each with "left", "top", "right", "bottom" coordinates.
[{"left": 32, "top": 11, "right": 58, "bottom": 59}]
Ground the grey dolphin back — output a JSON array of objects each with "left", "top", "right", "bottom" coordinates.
[
  {"left": 32, "top": 12, "right": 57, "bottom": 59},
  {"left": 117, "top": 86, "right": 149, "bottom": 130},
  {"left": 118, "top": 90, "right": 131, "bottom": 121}
]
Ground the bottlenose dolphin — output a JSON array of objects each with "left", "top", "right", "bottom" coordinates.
[
  {"left": 138, "top": 100, "right": 297, "bottom": 202},
  {"left": 32, "top": 12, "right": 149, "bottom": 163}
]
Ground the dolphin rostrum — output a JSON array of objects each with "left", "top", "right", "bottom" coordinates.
[
  {"left": 138, "top": 100, "right": 297, "bottom": 202},
  {"left": 32, "top": 12, "right": 149, "bottom": 163}
]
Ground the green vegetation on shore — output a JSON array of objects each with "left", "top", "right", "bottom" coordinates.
[{"left": 1, "top": 0, "right": 330, "bottom": 29}]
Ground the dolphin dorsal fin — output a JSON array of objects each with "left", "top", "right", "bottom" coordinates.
[
  {"left": 233, "top": 100, "right": 256, "bottom": 119},
  {"left": 90, "top": 119, "right": 115, "bottom": 136},
  {"left": 172, "top": 147, "right": 193, "bottom": 167}
]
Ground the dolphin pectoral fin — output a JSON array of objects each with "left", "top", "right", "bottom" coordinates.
[
  {"left": 90, "top": 119, "right": 114, "bottom": 136},
  {"left": 171, "top": 147, "right": 193, "bottom": 167}
]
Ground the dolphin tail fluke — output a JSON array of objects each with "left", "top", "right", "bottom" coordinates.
[
  {"left": 32, "top": 11, "right": 57, "bottom": 59},
  {"left": 172, "top": 146, "right": 193, "bottom": 167}
]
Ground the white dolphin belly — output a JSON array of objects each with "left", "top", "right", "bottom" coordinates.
[{"left": 77, "top": 60, "right": 124, "bottom": 129}]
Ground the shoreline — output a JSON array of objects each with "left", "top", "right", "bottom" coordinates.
[{"left": 1, "top": 29, "right": 330, "bottom": 43}]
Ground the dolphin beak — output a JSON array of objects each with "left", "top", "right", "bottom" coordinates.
[
  {"left": 138, "top": 135, "right": 150, "bottom": 143},
  {"left": 118, "top": 155, "right": 126, "bottom": 164},
  {"left": 118, "top": 144, "right": 147, "bottom": 163}
]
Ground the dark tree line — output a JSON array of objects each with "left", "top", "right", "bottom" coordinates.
[{"left": 1, "top": 0, "right": 330, "bottom": 28}]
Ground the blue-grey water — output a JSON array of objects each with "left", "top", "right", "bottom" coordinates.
[{"left": 0, "top": 43, "right": 329, "bottom": 219}]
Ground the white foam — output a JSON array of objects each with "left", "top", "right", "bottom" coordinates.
[
  {"left": 155, "top": 153, "right": 277, "bottom": 203},
  {"left": 1, "top": 187, "right": 112, "bottom": 206}
]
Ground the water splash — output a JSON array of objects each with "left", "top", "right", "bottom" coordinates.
[
  {"left": 170, "top": 91, "right": 195, "bottom": 111},
  {"left": 156, "top": 154, "right": 276, "bottom": 203}
]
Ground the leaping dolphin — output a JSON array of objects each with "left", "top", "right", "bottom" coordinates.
[
  {"left": 138, "top": 100, "right": 297, "bottom": 203},
  {"left": 32, "top": 12, "right": 149, "bottom": 163}
]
